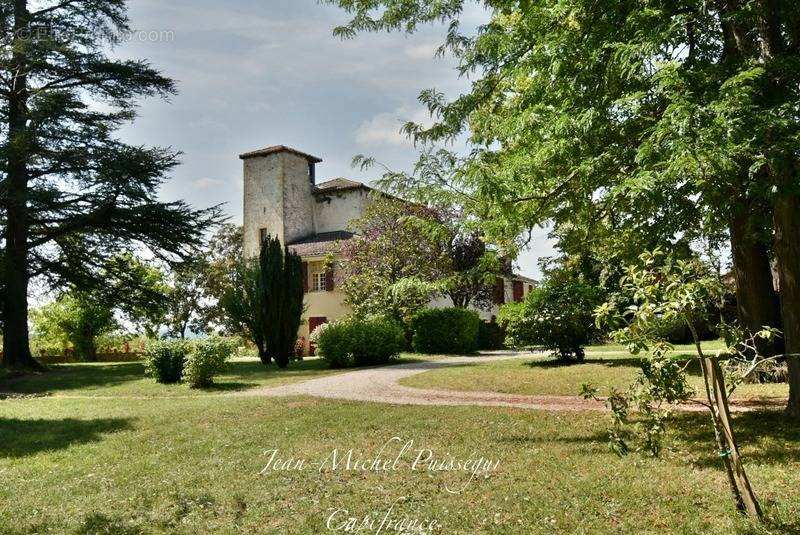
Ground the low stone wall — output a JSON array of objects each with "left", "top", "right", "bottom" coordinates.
[{"left": 35, "top": 352, "right": 143, "bottom": 364}]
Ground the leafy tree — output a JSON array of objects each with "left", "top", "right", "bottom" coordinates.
[
  {"left": 259, "top": 235, "right": 304, "bottom": 368},
  {"left": 0, "top": 0, "right": 221, "bottom": 371},
  {"left": 339, "top": 198, "right": 448, "bottom": 323},
  {"left": 593, "top": 250, "right": 771, "bottom": 519},
  {"left": 220, "top": 257, "right": 268, "bottom": 363},
  {"left": 324, "top": 0, "right": 800, "bottom": 416},
  {"left": 101, "top": 254, "right": 169, "bottom": 339},
  {"left": 31, "top": 292, "right": 117, "bottom": 361},
  {"left": 201, "top": 224, "right": 244, "bottom": 332},
  {"left": 162, "top": 258, "right": 210, "bottom": 339},
  {"left": 441, "top": 227, "right": 500, "bottom": 311}
]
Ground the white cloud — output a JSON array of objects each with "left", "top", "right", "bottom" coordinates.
[
  {"left": 405, "top": 42, "right": 441, "bottom": 60},
  {"left": 355, "top": 107, "right": 432, "bottom": 147},
  {"left": 192, "top": 177, "right": 223, "bottom": 189}
]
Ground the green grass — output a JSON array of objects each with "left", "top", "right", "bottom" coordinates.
[
  {"left": 1, "top": 395, "right": 799, "bottom": 534},
  {"left": 0, "top": 358, "right": 342, "bottom": 398},
  {"left": 0, "top": 355, "right": 433, "bottom": 398},
  {"left": 0, "top": 346, "right": 798, "bottom": 533},
  {"left": 401, "top": 341, "right": 790, "bottom": 401}
]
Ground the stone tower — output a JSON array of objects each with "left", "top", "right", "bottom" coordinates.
[{"left": 240, "top": 145, "right": 322, "bottom": 258}]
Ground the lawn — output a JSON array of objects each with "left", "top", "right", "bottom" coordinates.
[
  {"left": 0, "top": 355, "right": 429, "bottom": 399},
  {"left": 1, "top": 395, "right": 799, "bottom": 534},
  {"left": 400, "top": 341, "right": 790, "bottom": 402},
  {"left": 1, "top": 348, "right": 798, "bottom": 534},
  {"left": 0, "top": 358, "right": 344, "bottom": 398}
]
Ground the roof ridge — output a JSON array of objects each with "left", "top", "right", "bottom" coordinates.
[{"left": 239, "top": 145, "right": 323, "bottom": 163}]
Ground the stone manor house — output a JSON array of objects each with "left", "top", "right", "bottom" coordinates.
[{"left": 241, "top": 145, "right": 537, "bottom": 353}]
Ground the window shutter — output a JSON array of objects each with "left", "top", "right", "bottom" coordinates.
[
  {"left": 302, "top": 262, "right": 309, "bottom": 293},
  {"left": 513, "top": 281, "right": 524, "bottom": 302},
  {"left": 494, "top": 278, "right": 505, "bottom": 305},
  {"left": 325, "top": 267, "right": 334, "bottom": 292}
]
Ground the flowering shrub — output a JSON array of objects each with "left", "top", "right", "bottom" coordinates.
[
  {"left": 498, "top": 276, "right": 602, "bottom": 362},
  {"left": 308, "top": 322, "right": 330, "bottom": 345}
]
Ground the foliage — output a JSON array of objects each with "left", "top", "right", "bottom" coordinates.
[
  {"left": 324, "top": 0, "right": 800, "bottom": 415},
  {"left": 339, "top": 198, "right": 448, "bottom": 322},
  {"left": 143, "top": 340, "right": 190, "bottom": 384},
  {"left": 183, "top": 338, "right": 235, "bottom": 388},
  {"left": 259, "top": 235, "right": 305, "bottom": 368},
  {"left": 499, "top": 269, "right": 602, "bottom": 362},
  {"left": 100, "top": 254, "right": 169, "bottom": 339},
  {"left": 161, "top": 257, "right": 212, "bottom": 339},
  {"left": 220, "top": 256, "right": 268, "bottom": 364},
  {"left": 0, "top": 0, "right": 222, "bottom": 370},
  {"left": 410, "top": 307, "right": 480, "bottom": 355},
  {"left": 478, "top": 320, "right": 505, "bottom": 350},
  {"left": 30, "top": 293, "right": 118, "bottom": 362},
  {"left": 316, "top": 316, "right": 405, "bottom": 368},
  {"left": 201, "top": 224, "right": 244, "bottom": 333},
  {"left": 593, "top": 249, "right": 768, "bottom": 517}
]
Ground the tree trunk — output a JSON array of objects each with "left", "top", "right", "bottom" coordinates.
[
  {"left": 728, "top": 208, "right": 783, "bottom": 356},
  {"left": 2, "top": 0, "right": 41, "bottom": 371},
  {"left": 773, "top": 193, "right": 800, "bottom": 417},
  {"left": 692, "top": 324, "right": 762, "bottom": 518},
  {"left": 256, "top": 342, "right": 270, "bottom": 365}
]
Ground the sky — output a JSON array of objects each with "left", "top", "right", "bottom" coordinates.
[{"left": 116, "top": 0, "right": 555, "bottom": 279}]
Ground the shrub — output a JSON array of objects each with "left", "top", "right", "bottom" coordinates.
[
  {"left": 144, "top": 341, "right": 190, "bottom": 383},
  {"left": 410, "top": 308, "right": 480, "bottom": 354},
  {"left": 478, "top": 320, "right": 505, "bottom": 350},
  {"left": 183, "top": 337, "right": 235, "bottom": 388},
  {"left": 498, "top": 276, "right": 601, "bottom": 362},
  {"left": 317, "top": 317, "right": 405, "bottom": 368}
]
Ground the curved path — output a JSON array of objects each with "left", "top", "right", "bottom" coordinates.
[{"left": 234, "top": 352, "right": 683, "bottom": 412}]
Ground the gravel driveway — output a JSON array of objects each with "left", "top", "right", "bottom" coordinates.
[
  {"left": 235, "top": 352, "right": 609, "bottom": 411},
  {"left": 235, "top": 351, "right": 783, "bottom": 412}
]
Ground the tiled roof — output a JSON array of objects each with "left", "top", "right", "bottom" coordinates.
[
  {"left": 239, "top": 145, "right": 323, "bottom": 163},
  {"left": 314, "top": 178, "right": 371, "bottom": 194},
  {"left": 287, "top": 231, "right": 355, "bottom": 257}
]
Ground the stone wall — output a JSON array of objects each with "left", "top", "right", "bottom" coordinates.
[
  {"left": 243, "top": 152, "right": 315, "bottom": 257},
  {"left": 314, "top": 188, "right": 373, "bottom": 234}
]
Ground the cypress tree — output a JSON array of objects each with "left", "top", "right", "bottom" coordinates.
[{"left": 258, "top": 235, "right": 304, "bottom": 368}]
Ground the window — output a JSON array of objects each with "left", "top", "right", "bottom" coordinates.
[
  {"left": 259, "top": 228, "right": 269, "bottom": 243},
  {"left": 311, "top": 270, "right": 326, "bottom": 292}
]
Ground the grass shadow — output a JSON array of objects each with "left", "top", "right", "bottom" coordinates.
[
  {"left": 670, "top": 410, "right": 800, "bottom": 467},
  {"left": 0, "top": 417, "right": 133, "bottom": 458},
  {"left": 524, "top": 357, "right": 644, "bottom": 369},
  {"left": 0, "top": 363, "right": 146, "bottom": 395}
]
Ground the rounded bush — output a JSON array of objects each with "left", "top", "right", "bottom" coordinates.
[
  {"left": 498, "top": 277, "right": 601, "bottom": 362},
  {"left": 410, "top": 308, "right": 480, "bottom": 354},
  {"left": 316, "top": 317, "right": 405, "bottom": 368},
  {"left": 183, "top": 337, "right": 235, "bottom": 388},
  {"left": 143, "top": 341, "right": 190, "bottom": 384}
]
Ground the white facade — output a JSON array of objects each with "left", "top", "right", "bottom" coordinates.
[{"left": 241, "top": 145, "right": 536, "bottom": 353}]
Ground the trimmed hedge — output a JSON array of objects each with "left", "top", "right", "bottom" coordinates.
[
  {"left": 316, "top": 317, "right": 405, "bottom": 368},
  {"left": 410, "top": 308, "right": 480, "bottom": 354},
  {"left": 478, "top": 321, "right": 506, "bottom": 350}
]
